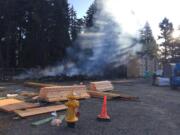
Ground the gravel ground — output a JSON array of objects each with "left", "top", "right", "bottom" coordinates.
[{"left": 0, "top": 80, "right": 180, "bottom": 135}]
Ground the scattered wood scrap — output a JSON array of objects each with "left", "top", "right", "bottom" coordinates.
[
  {"left": 24, "top": 82, "right": 56, "bottom": 88},
  {"left": 14, "top": 105, "right": 67, "bottom": 118},
  {"left": 87, "top": 90, "right": 138, "bottom": 101},
  {"left": 39, "top": 85, "right": 90, "bottom": 102},
  {"left": 0, "top": 99, "right": 39, "bottom": 112},
  {"left": 89, "top": 81, "right": 114, "bottom": 92},
  {"left": 20, "top": 91, "right": 38, "bottom": 97}
]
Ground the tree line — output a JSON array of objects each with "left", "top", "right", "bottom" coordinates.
[{"left": 0, "top": 0, "right": 83, "bottom": 68}]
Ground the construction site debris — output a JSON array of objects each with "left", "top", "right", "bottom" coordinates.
[
  {"left": 51, "top": 114, "right": 65, "bottom": 127},
  {"left": 14, "top": 105, "right": 67, "bottom": 117},
  {"left": 89, "top": 81, "right": 114, "bottom": 92},
  {"left": 32, "top": 117, "right": 54, "bottom": 126},
  {"left": 32, "top": 96, "right": 39, "bottom": 100},
  {"left": 39, "top": 85, "right": 90, "bottom": 102},
  {"left": 7, "top": 94, "right": 18, "bottom": 98},
  {"left": 20, "top": 91, "right": 38, "bottom": 97},
  {"left": 51, "top": 118, "right": 62, "bottom": 126}
]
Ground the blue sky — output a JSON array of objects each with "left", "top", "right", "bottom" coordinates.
[{"left": 68, "top": 0, "right": 94, "bottom": 18}]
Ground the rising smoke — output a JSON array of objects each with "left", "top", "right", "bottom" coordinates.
[{"left": 15, "top": 0, "right": 141, "bottom": 79}]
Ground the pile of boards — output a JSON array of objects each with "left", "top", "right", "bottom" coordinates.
[{"left": 28, "top": 81, "right": 137, "bottom": 101}]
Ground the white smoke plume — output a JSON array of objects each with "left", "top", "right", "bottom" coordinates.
[{"left": 15, "top": 0, "right": 142, "bottom": 79}]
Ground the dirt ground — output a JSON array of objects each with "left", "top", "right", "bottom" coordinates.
[{"left": 0, "top": 79, "right": 180, "bottom": 135}]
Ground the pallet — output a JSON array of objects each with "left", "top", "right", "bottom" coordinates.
[{"left": 14, "top": 105, "right": 67, "bottom": 117}]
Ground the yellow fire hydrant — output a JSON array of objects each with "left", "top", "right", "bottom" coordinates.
[{"left": 65, "top": 91, "right": 80, "bottom": 128}]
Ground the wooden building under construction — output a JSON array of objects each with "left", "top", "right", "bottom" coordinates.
[{"left": 127, "top": 54, "right": 159, "bottom": 78}]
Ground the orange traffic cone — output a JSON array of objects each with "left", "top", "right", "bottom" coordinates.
[{"left": 97, "top": 96, "right": 111, "bottom": 121}]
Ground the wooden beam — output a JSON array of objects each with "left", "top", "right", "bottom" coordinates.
[
  {"left": 24, "top": 82, "right": 57, "bottom": 88},
  {"left": 87, "top": 90, "right": 138, "bottom": 100},
  {"left": 14, "top": 105, "right": 67, "bottom": 118}
]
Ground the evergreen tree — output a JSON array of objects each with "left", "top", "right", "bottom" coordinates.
[
  {"left": 158, "top": 17, "right": 174, "bottom": 63},
  {"left": 139, "top": 22, "right": 158, "bottom": 57},
  {"left": 76, "top": 18, "right": 85, "bottom": 33},
  {"left": 69, "top": 6, "right": 78, "bottom": 41},
  {"left": 85, "top": 0, "right": 97, "bottom": 28}
]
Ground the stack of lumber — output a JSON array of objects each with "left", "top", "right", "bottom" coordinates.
[
  {"left": 87, "top": 90, "right": 137, "bottom": 100},
  {"left": 89, "top": 81, "right": 114, "bottom": 92},
  {"left": 15, "top": 105, "right": 67, "bottom": 118},
  {"left": 0, "top": 99, "right": 39, "bottom": 112},
  {"left": 24, "top": 82, "right": 56, "bottom": 88},
  {"left": 39, "top": 85, "right": 90, "bottom": 102}
]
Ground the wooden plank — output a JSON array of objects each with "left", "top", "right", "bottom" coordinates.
[
  {"left": 0, "top": 99, "right": 22, "bottom": 107},
  {"left": 24, "top": 82, "right": 56, "bottom": 88},
  {"left": 14, "top": 105, "right": 67, "bottom": 117},
  {"left": 0, "top": 102, "right": 39, "bottom": 112},
  {"left": 87, "top": 90, "right": 138, "bottom": 100},
  {"left": 39, "top": 85, "right": 90, "bottom": 102}
]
